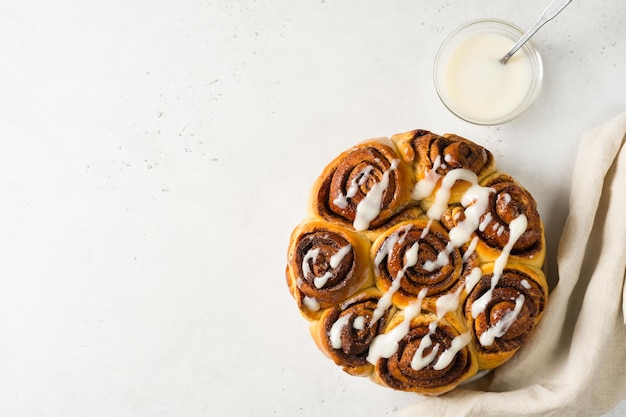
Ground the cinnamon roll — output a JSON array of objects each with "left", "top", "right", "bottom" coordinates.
[
  {"left": 392, "top": 129, "right": 496, "bottom": 211},
  {"left": 370, "top": 311, "right": 478, "bottom": 396},
  {"left": 309, "top": 138, "right": 415, "bottom": 234},
  {"left": 310, "top": 288, "right": 393, "bottom": 376},
  {"left": 371, "top": 220, "right": 463, "bottom": 310},
  {"left": 475, "top": 173, "right": 546, "bottom": 267},
  {"left": 286, "top": 219, "right": 373, "bottom": 319},
  {"left": 463, "top": 262, "right": 548, "bottom": 369}
]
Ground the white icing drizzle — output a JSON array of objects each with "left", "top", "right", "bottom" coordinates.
[
  {"left": 303, "top": 244, "right": 353, "bottom": 289},
  {"left": 370, "top": 275, "right": 401, "bottom": 325},
  {"left": 374, "top": 224, "right": 413, "bottom": 268},
  {"left": 433, "top": 332, "right": 472, "bottom": 370},
  {"left": 463, "top": 236, "right": 479, "bottom": 263},
  {"left": 494, "top": 214, "right": 527, "bottom": 281},
  {"left": 353, "top": 159, "right": 400, "bottom": 231},
  {"left": 414, "top": 165, "right": 495, "bottom": 251},
  {"left": 301, "top": 248, "right": 320, "bottom": 278},
  {"left": 449, "top": 184, "right": 495, "bottom": 247},
  {"left": 333, "top": 165, "right": 374, "bottom": 209},
  {"left": 413, "top": 168, "right": 495, "bottom": 282},
  {"left": 427, "top": 169, "right": 478, "bottom": 220},
  {"left": 366, "top": 288, "right": 428, "bottom": 364},
  {"left": 420, "top": 219, "right": 433, "bottom": 239},
  {"left": 436, "top": 285, "right": 464, "bottom": 319},
  {"left": 331, "top": 244, "right": 352, "bottom": 267},
  {"left": 411, "top": 321, "right": 440, "bottom": 370},
  {"left": 520, "top": 279, "right": 531, "bottom": 289},
  {"left": 479, "top": 295, "right": 525, "bottom": 346},
  {"left": 313, "top": 273, "right": 333, "bottom": 289},
  {"left": 404, "top": 241, "right": 421, "bottom": 270},
  {"left": 303, "top": 296, "right": 320, "bottom": 312},
  {"left": 479, "top": 212, "right": 493, "bottom": 232},
  {"left": 465, "top": 266, "right": 483, "bottom": 293},
  {"left": 329, "top": 314, "right": 352, "bottom": 349},
  {"left": 471, "top": 214, "right": 528, "bottom": 319},
  {"left": 412, "top": 156, "right": 443, "bottom": 200},
  {"left": 411, "top": 321, "right": 472, "bottom": 371},
  {"left": 502, "top": 193, "right": 512, "bottom": 205},
  {"left": 353, "top": 316, "right": 365, "bottom": 330},
  {"left": 471, "top": 287, "right": 493, "bottom": 320},
  {"left": 422, "top": 242, "right": 454, "bottom": 272},
  {"left": 371, "top": 236, "right": 419, "bottom": 324}
]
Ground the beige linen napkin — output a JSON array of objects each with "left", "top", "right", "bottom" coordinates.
[{"left": 398, "top": 109, "right": 626, "bottom": 417}]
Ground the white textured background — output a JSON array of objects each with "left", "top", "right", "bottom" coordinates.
[{"left": 0, "top": 1, "right": 624, "bottom": 416}]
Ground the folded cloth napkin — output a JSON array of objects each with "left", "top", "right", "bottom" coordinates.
[{"left": 397, "top": 109, "right": 626, "bottom": 417}]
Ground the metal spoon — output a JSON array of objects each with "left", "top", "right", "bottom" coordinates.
[{"left": 500, "top": 0, "right": 573, "bottom": 64}]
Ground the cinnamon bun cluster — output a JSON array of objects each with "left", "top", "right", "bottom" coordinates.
[{"left": 286, "top": 129, "right": 548, "bottom": 396}]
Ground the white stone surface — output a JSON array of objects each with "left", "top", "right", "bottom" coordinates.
[{"left": 0, "top": 0, "right": 624, "bottom": 416}]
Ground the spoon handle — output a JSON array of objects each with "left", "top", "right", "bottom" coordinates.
[{"left": 500, "top": 0, "right": 573, "bottom": 64}]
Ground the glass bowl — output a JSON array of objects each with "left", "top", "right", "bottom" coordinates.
[{"left": 433, "top": 19, "right": 543, "bottom": 125}]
